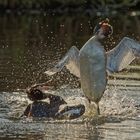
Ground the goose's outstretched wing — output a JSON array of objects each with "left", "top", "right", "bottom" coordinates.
[
  {"left": 45, "top": 46, "right": 80, "bottom": 77},
  {"left": 107, "top": 37, "right": 140, "bottom": 73}
]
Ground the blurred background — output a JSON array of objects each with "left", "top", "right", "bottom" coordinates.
[
  {"left": 0, "top": 0, "right": 140, "bottom": 91},
  {"left": 0, "top": 0, "right": 140, "bottom": 15}
]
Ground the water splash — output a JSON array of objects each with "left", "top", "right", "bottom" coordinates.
[
  {"left": 100, "top": 88, "right": 137, "bottom": 120},
  {"left": 1, "top": 84, "right": 138, "bottom": 120},
  {"left": 0, "top": 83, "right": 139, "bottom": 139},
  {"left": 55, "top": 85, "right": 138, "bottom": 119}
]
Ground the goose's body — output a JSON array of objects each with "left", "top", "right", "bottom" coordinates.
[{"left": 79, "top": 36, "right": 106, "bottom": 103}]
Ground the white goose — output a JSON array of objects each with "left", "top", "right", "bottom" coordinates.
[{"left": 45, "top": 19, "right": 140, "bottom": 114}]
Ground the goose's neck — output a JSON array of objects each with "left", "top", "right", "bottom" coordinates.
[
  {"left": 90, "top": 35, "right": 102, "bottom": 43},
  {"left": 89, "top": 35, "right": 105, "bottom": 49},
  {"left": 92, "top": 35, "right": 101, "bottom": 41}
]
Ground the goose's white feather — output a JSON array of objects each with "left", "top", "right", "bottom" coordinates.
[
  {"left": 45, "top": 46, "right": 80, "bottom": 77},
  {"left": 107, "top": 37, "right": 140, "bottom": 73}
]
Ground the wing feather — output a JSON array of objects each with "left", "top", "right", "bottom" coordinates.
[
  {"left": 107, "top": 37, "right": 140, "bottom": 73},
  {"left": 45, "top": 46, "right": 80, "bottom": 77}
]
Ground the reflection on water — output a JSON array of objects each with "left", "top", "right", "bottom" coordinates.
[{"left": 0, "top": 14, "right": 140, "bottom": 139}]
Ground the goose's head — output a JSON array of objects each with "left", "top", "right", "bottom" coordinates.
[{"left": 94, "top": 19, "right": 113, "bottom": 40}]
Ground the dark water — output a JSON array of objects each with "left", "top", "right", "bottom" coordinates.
[
  {"left": 0, "top": 13, "right": 140, "bottom": 91},
  {"left": 0, "top": 13, "right": 140, "bottom": 139}
]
